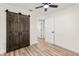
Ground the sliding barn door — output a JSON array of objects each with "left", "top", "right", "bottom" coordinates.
[
  {"left": 18, "top": 14, "right": 30, "bottom": 48},
  {"left": 6, "top": 11, "right": 30, "bottom": 52}
]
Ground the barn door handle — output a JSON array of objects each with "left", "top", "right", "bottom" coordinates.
[
  {"left": 52, "top": 31, "right": 55, "bottom": 33},
  {"left": 21, "top": 32, "right": 22, "bottom": 35},
  {"left": 18, "top": 32, "right": 22, "bottom": 35},
  {"left": 18, "top": 32, "right": 20, "bottom": 35}
]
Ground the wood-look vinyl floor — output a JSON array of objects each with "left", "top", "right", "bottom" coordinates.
[{"left": 1, "top": 43, "right": 79, "bottom": 56}]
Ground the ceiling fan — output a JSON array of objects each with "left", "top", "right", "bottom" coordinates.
[{"left": 35, "top": 3, "right": 58, "bottom": 12}]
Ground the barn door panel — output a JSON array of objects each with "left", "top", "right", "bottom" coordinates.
[
  {"left": 7, "top": 12, "right": 20, "bottom": 52},
  {"left": 19, "top": 14, "right": 30, "bottom": 48}
]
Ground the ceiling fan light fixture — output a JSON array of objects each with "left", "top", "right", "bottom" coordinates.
[
  {"left": 44, "top": 5, "right": 49, "bottom": 8},
  {"left": 35, "top": 3, "right": 58, "bottom": 12}
]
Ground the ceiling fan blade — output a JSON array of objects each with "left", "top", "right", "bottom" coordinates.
[
  {"left": 35, "top": 6, "right": 43, "bottom": 9},
  {"left": 42, "top": 3, "right": 50, "bottom": 5},
  {"left": 49, "top": 5, "right": 58, "bottom": 8},
  {"left": 44, "top": 8, "right": 47, "bottom": 12}
]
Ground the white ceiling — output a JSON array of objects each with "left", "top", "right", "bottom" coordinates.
[{"left": 4, "top": 3, "right": 76, "bottom": 15}]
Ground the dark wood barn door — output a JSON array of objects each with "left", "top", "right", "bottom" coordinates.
[
  {"left": 18, "top": 14, "right": 30, "bottom": 48},
  {"left": 6, "top": 11, "right": 30, "bottom": 52}
]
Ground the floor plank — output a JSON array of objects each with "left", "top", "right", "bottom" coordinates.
[{"left": 2, "top": 43, "right": 79, "bottom": 56}]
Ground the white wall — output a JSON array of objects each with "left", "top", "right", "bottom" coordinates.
[
  {"left": 48, "top": 4, "right": 79, "bottom": 53},
  {"left": 0, "top": 4, "right": 41, "bottom": 54}
]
